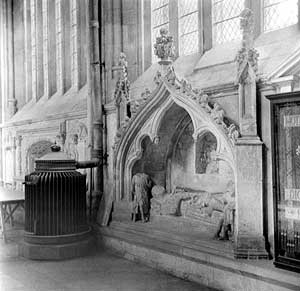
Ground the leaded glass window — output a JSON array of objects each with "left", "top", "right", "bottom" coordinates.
[
  {"left": 212, "top": 0, "right": 244, "bottom": 46},
  {"left": 178, "top": 0, "right": 199, "bottom": 56},
  {"left": 263, "top": 0, "right": 298, "bottom": 32},
  {"left": 151, "top": 0, "right": 169, "bottom": 62}
]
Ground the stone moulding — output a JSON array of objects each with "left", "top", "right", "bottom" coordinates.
[{"left": 111, "top": 64, "right": 240, "bottom": 203}]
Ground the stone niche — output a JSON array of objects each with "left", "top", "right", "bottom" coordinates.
[{"left": 129, "top": 103, "right": 234, "bottom": 233}]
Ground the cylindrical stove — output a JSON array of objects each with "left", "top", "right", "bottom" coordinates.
[{"left": 19, "top": 144, "right": 94, "bottom": 260}]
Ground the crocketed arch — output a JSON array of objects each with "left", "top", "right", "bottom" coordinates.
[{"left": 113, "top": 77, "right": 237, "bottom": 201}]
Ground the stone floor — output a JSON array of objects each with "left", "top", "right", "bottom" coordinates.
[{"left": 0, "top": 227, "right": 217, "bottom": 291}]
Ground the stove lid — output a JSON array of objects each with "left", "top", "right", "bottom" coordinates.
[{"left": 35, "top": 144, "right": 76, "bottom": 171}]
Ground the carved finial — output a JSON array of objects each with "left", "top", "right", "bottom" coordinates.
[
  {"left": 240, "top": 8, "right": 254, "bottom": 48},
  {"left": 114, "top": 52, "right": 130, "bottom": 104},
  {"left": 236, "top": 8, "right": 259, "bottom": 137},
  {"left": 236, "top": 8, "right": 259, "bottom": 84},
  {"left": 153, "top": 28, "right": 175, "bottom": 61}
]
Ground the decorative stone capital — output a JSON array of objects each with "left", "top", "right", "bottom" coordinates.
[
  {"left": 236, "top": 47, "right": 259, "bottom": 84},
  {"left": 154, "top": 28, "right": 175, "bottom": 61}
]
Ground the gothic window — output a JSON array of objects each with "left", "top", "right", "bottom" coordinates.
[
  {"left": 212, "top": 0, "right": 244, "bottom": 46},
  {"left": 151, "top": 0, "right": 200, "bottom": 60},
  {"left": 263, "top": 0, "right": 298, "bottom": 32},
  {"left": 151, "top": 0, "right": 170, "bottom": 62},
  {"left": 178, "top": 0, "right": 199, "bottom": 56}
]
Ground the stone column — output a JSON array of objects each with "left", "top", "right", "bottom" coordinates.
[
  {"left": 234, "top": 9, "right": 268, "bottom": 258},
  {"left": 71, "top": 0, "right": 79, "bottom": 91},
  {"left": 42, "top": 0, "right": 49, "bottom": 97},
  {"left": 30, "top": 0, "right": 37, "bottom": 101},
  {"left": 55, "top": 0, "right": 63, "bottom": 95},
  {"left": 24, "top": 0, "right": 32, "bottom": 103},
  {"left": 112, "top": 0, "right": 122, "bottom": 80},
  {"left": 7, "top": 0, "right": 17, "bottom": 117},
  {"left": 12, "top": 137, "right": 17, "bottom": 189},
  {"left": 0, "top": 129, "right": 3, "bottom": 186},
  {"left": 0, "top": 0, "right": 7, "bottom": 123},
  {"left": 16, "top": 135, "right": 22, "bottom": 177},
  {"left": 88, "top": 0, "right": 103, "bottom": 221}
]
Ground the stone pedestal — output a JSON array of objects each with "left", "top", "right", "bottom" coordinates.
[
  {"left": 19, "top": 228, "right": 95, "bottom": 260},
  {"left": 234, "top": 138, "right": 268, "bottom": 259}
]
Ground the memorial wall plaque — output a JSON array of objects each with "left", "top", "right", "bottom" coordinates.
[{"left": 268, "top": 92, "right": 300, "bottom": 273}]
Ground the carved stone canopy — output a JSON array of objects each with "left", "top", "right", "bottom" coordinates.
[
  {"left": 112, "top": 64, "right": 240, "bottom": 205},
  {"left": 113, "top": 65, "right": 240, "bottom": 154}
]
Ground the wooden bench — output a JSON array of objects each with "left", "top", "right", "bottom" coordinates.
[{"left": 0, "top": 187, "right": 25, "bottom": 242}]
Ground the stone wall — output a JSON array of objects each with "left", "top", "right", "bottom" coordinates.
[
  {"left": 0, "top": 0, "right": 90, "bottom": 189},
  {"left": 1, "top": 115, "right": 88, "bottom": 190}
]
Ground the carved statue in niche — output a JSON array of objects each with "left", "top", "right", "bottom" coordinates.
[
  {"left": 205, "top": 147, "right": 219, "bottom": 174},
  {"left": 196, "top": 133, "right": 218, "bottom": 174},
  {"left": 131, "top": 173, "right": 153, "bottom": 223}
]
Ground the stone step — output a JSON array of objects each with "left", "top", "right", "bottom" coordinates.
[
  {"left": 107, "top": 220, "right": 235, "bottom": 259},
  {"left": 97, "top": 222, "right": 300, "bottom": 291}
]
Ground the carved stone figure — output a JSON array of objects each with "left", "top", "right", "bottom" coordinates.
[
  {"left": 228, "top": 124, "right": 240, "bottom": 143},
  {"left": 198, "top": 93, "right": 209, "bottom": 106},
  {"left": 205, "top": 147, "right": 219, "bottom": 174},
  {"left": 196, "top": 133, "right": 217, "bottom": 174},
  {"left": 213, "top": 182, "right": 235, "bottom": 240},
  {"left": 211, "top": 102, "right": 224, "bottom": 124},
  {"left": 131, "top": 173, "right": 152, "bottom": 222}
]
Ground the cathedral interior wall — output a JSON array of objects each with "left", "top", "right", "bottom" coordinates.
[{"left": 2, "top": 1, "right": 300, "bottom": 284}]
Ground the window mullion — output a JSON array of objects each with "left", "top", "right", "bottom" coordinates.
[
  {"left": 169, "top": 0, "right": 178, "bottom": 58},
  {"left": 202, "top": 0, "right": 212, "bottom": 52},
  {"left": 198, "top": 0, "right": 204, "bottom": 55},
  {"left": 247, "top": 0, "right": 261, "bottom": 38}
]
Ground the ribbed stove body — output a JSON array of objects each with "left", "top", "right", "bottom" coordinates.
[{"left": 19, "top": 147, "right": 94, "bottom": 260}]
